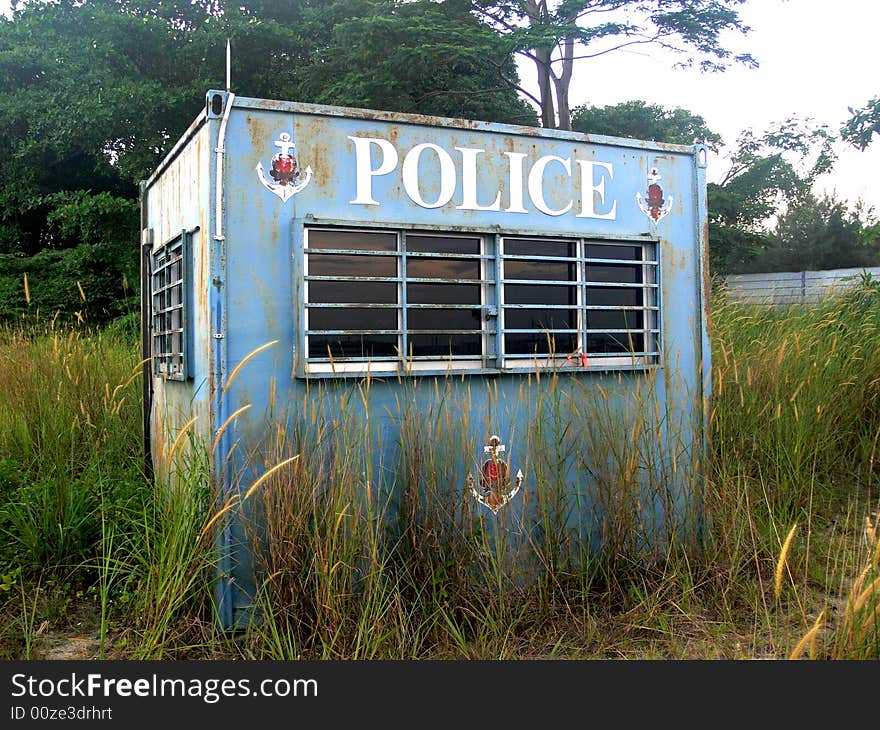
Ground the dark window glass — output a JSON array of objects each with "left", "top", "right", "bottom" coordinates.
[
  {"left": 406, "top": 235, "right": 480, "bottom": 254},
  {"left": 505, "top": 308, "right": 576, "bottom": 330},
  {"left": 309, "top": 281, "right": 397, "bottom": 304},
  {"left": 585, "top": 263, "right": 641, "bottom": 284},
  {"left": 586, "top": 309, "right": 644, "bottom": 331},
  {"left": 408, "top": 283, "right": 480, "bottom": 304},
  {"left": 585, "top": 244, "right": 641, "bottom": 261},
  {"left": 407, "top": 257, "right": 480, "bottom": 280},
  {"left": 308, "top": 229, "right": 397, "bottom": 251},
  {"left": 309, "top": 254, "right": 396, "bottom": 278},
  {"left": 504, "top": 332, "right": 577, "bottom": 356},
  {"left": 309, "top": 308, "right": 397, "bottom": 331},
  {"left": 505, "top": 260, "right": 575, "bottom": 281},
  {"left": 309, "top": 334, "right": 398, "bottom": 358},
  {"left": 505, "top": 284, "right": 575, "bottom": 306},
  {"left": 586, "top": 332, "right": 645, "bottom": 354},
  {"left": 408, "top": 334, "right": 481, "bottom": 357},
  {"left": 505, "top": 238, "right": 575, "bottom": 257},
  {"left": 408, "top": 308, "right": 481, "bottom": 331},
  {"left": 586, "top": 286, "right": 640, "bottom": 307}
]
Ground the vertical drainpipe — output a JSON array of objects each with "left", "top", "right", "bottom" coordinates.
[
  {"left": 693, "top": 144, "right": 711, "bottom": 547},
  {"left": 208, "top": 90, "right": 236, "bottom": 628}
]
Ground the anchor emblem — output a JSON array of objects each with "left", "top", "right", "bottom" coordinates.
[
  {"left": 636, "top": 167, "right": 673, "bottom": 223},
  {"left": 256, "top": 132, "right": 313, "bottom": 202},
  {"left": 467, "top": 435, "right": 524, "bottom": 515}
]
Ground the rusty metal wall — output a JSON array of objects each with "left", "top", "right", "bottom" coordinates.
[
  {"left": 143, "top": 115, "right": 213, "bottom": 479},
  {"left": 145, "top": 92, "right": 711, "bottom": 628}
]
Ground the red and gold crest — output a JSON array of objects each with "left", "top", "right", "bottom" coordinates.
[
  {"left": 468, "top": 435, "right": 523, "bottom": 515},
  {"left": 256, "top": 132, "right": 313, "bottom": 202},
  {"left": 636, "top": 167, "right": 673, "bottom": 223}
]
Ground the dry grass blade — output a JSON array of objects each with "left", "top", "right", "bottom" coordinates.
[
  {"left": 852, "top": 575, "right": 880, "bottom": 615},
  {"left": 200, "top": 495, "right": 241, "bottom": 539},
  {"left": 222, "top": 340, "right": 279, "bottom": 394},
  {"left": 166, "top": 416, "right": 198, "bottom": 468},
  {"left": 789, "top": 610, "right": 825, "bottom": 660},
  {"left": 844, "top": 563, "right": 873, "bottom": 621},
  {"left": 856, "top": 604, "right": 880, "bottom": 644},
  {"left": 243, "top": 455, "right": 300, "bottom": 501},
  {"left": 212, "top": 403, "right": 252, "bottom": 453},
  {"left": 775, "top": 523, "right": 798, "bottom": 600}
]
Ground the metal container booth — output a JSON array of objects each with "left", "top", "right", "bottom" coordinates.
[{"left": 141, "top": 91, "right": 711, "bottom": 628}]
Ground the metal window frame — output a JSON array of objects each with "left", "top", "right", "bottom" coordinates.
[
  {"left": 500, "top": 236, "right": 660, "bottom": 370},
  {"left": 301, "top": 223, "right": 660, "bottom": 378},
  {"left": 304, "top": 226, "right": 491, "bottom": 375},
  {"left": 151, "top": 228, "right": 192, "bottom": 381}
]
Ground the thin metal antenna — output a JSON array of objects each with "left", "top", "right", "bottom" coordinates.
[{"left": 225, "top": 38, "right": 231, "bottom": 92}]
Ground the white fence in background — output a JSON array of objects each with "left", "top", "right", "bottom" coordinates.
[{"left": 722, "top": 266, "right": 880, "bottom": 305}]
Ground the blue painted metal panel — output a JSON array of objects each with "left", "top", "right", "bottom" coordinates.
[{"left": 145, "top": 92, "right": 710, "bottom": 628}]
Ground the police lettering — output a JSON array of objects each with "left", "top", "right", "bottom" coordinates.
[{"left": 348, "top": 136, "right": 616, "bottom": 220}]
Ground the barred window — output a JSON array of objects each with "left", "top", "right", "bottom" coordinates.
[
  {"left": 303, "top": 227, "right": 658, "bottom": 376},
  {"left": 151, "top": 231, "right": 188, "bottom": 380},
  {"left": 501, "top": 238, "right": 659, "bottom": 369},
  {"left": 304, "top": 228, "right": 490, "bottom": 374}
]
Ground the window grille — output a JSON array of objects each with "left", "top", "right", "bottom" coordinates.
[
  {"left": 304, "top": 228, "right": 490, "bottom": 374},
  {"left": 151, "top": 231, "right": 188, "bottom": 380},
  {"left": 501, "top": 237, "right": 659, "bottom": 369},
  {"left": 303, "top": 227, "right": 658, "bottom": 376}
]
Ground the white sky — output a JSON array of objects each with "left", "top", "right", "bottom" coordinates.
[
  {"left": 547, "top": 0, "right": 880, "bottom": 211},
  {"left": 1, "top": 0, "right": 877, "bottom": 210}
]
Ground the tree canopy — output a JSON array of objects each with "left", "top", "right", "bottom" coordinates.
[
  {"left": 471, "top": 0, "right": 755, "bottom": 130},
  {"left": 842, "top": 96, "right": 880, "bottom": 151},
  {"left": 571, "top": 100, "right": 722, "bottom": 150},
  {"left": 739, "top": 194, "right": 879, "bottom": 274},
  {"left": 708, "top": 117, "right": 837, "bottom": 274},
  {"left": 0, "top": 0, "right": 534, "bottom": 321}
]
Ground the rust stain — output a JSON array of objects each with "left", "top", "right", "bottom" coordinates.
[
  {"left": 249, "top": 268, "right": 279, "bottom": 336},
  {"left": 150, "top": 396, "right": 167, "bottom": 480},
  {"left": 245, "top": 114, "right": 276, "bottom": 173},
  {"left": 673, "top": 247, "right": 688, "bottom": 272},
  {"left": 701, "top": 217, "right": 712, "bottom": 333},
  {"left": 299, "top": 117, "right": 333, "bottom": 188},
  {"left": 251, "top": 98, "right": 280, "bottom": 111}
]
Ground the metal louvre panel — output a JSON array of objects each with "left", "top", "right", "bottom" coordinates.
[
  {"left": 304, "top": 228, "right": 488, "bottom": 362},
  {"left": 304, "top": 227, "right": 659, "bottom": 372},
  {"left": 500, "top": 237, "right": 659, "bottom": 364},
  {"left": 150, "top": 233, "right": 187, "bottom": 381}
]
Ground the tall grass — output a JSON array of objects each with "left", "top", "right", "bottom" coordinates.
[
  {"left": 0, "top": 324, "right": 146, "bottom": 574},
  {"left": 234, "top": 366, "right": 705, "bottom": 659},
  {"left": 2, "top": 278, "right": 879, "bottom": 659},
  {"left": 708, "top": 281, "right": 880, "bottom": 657}
]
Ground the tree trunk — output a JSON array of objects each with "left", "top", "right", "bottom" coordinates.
[
  {"left": 534, "top": 47, "right": 556, "bottom": 128},
  {"left": 553, "top": 36, "right": 575, "bottom": 131},
  {"left": 525, "top": 0, "right": 556, "bottom": 128}
]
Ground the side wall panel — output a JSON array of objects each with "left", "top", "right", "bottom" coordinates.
[{"left": 146, "top": 123, "right": 213, "bottom": 475}]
